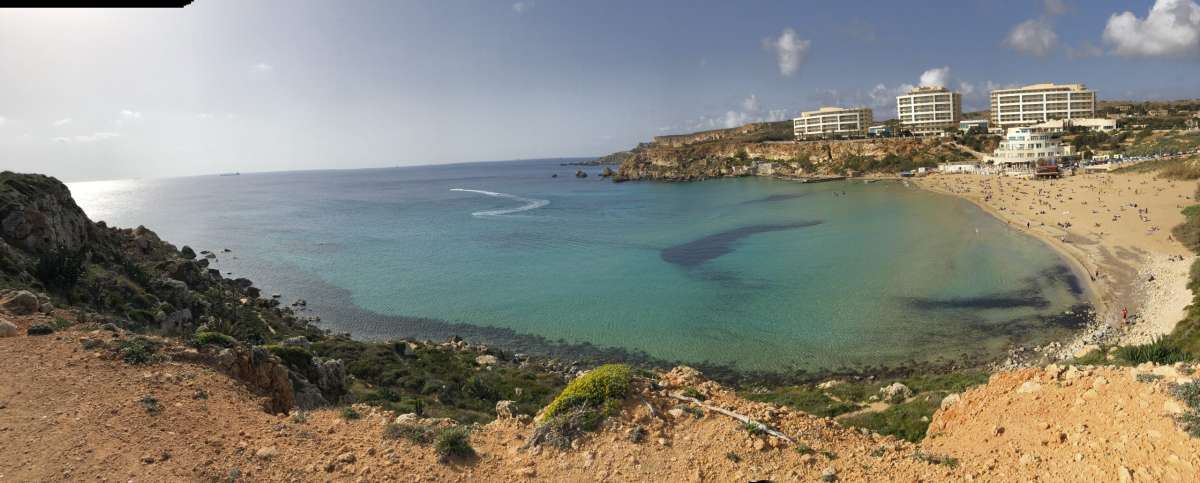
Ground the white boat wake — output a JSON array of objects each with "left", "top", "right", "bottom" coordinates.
[{"left": 450, "top": 188, "right": 549, "bottom": 217}]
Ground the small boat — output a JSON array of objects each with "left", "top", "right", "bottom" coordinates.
[{"left": 219, "top": 172, "right": 241, "bottom": 177}]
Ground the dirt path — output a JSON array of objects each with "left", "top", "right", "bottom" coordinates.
[{"left": 3, "top": 312, "right": 1198, "bottom": 482}]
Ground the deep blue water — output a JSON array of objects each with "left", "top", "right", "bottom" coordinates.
[{"left": 70, "top": 159, "right": 1087, "bottom": 371}]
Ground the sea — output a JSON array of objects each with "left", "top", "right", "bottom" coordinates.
[{"left": 69, "top": 159, "right": 1089, "bottom": 374}]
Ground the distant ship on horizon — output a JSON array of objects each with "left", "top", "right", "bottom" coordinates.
[{"left": 219, "top": 172, "right": 241, "bottom": 176}]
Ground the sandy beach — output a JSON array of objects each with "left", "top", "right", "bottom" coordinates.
[{"left": 914, "top": 170, "right": 1197, "bottom": 350}]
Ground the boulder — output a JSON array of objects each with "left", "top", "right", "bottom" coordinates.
[
  {"left": 0, "top": 319, "right": 17, "bottom": 337},
  {"left": 575, "top": 170, "right": 588, "bottom": 178},
  {"left": 180, "top": 245, "right": 196, "bottom": 259},
  {"left": 495, "top": 400, "right": 517, "bottom": 419},
  {"left": 939, "top": 393, "right": 961, "bottom": 409},
  {"left": 660, "top": 366, "right": 705, "bottom": 388},
  {"left": 475, "top": 354, "right": 499, "bottom": 365},
  {"left": 879, "top": 382, "right": 913, "bottom": 403},
  {"left": 255, "top": 446, "right": 278, "bottom": 459},
  {"left": 1, "top": 290, "right": 40, "bottom": 315},
  {"left": 160, "top": 309, "right": 193, "bottom": 333},
  {"left": 0, "top": 173, "right": 92, "bottom": 253},
  {"left": 1073, "top": 344, "right": 1101, "bottom": 359},
  {"left": 216, "top": 347, "right": 295, "bottom": 413}
]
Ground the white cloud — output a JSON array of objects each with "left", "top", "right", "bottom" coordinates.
[
  {"left": 1006, "top": 18, "right": 1058, "bottom": 56},
  {"left": 667, "top": 94, "right": 795, "bottom": 133},
  {"left": 1103, "top": 0, "right": 1200, "bottom": 57},
  {"left": 919, "top": 66, "right": 951, "bottom": 88},
  {"left": 52, "top": 117, "right": 72, "bottom": 127},
  {"left": 869, "top": 83, "right": 913, "bottom": 107},
  {"left": 252, "top": 62, "right": 273, "bottom": 73},
  {"left": 512, "top": 1, "right": 533, "bottom": 13},
  {"left": 1043, "top": 0, "right": 1069, "bottom": 16},
  {"left": 54, "top": 132, "right": 120, "bottom": 143},
  {"left": 763, "top": 28, "right": 811, "bottom": 77},
  {"left": 722, "top": 110, "right": 750, "bottom": 128},
  {"left": 765, "top": 109, "right": 791, "bottom": 122},
  {"left": 0, "top": 116, "right": 6, "bottom": 126},
  {"left": 958, "top": 81, "right": 976, "bottom": 97},
  {"left": 119, "top": 109, "right": 142, "bottom": 120},
  {"left": 741, "top": 94, "right": 759, "bottom": 112}
]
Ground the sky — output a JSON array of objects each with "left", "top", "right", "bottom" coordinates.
[{"left": 2, "top": 0, "right": 1200, "bottom": 181}]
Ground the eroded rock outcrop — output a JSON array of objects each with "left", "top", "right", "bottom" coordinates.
[{"left": 0, "top": 172, "right": 92, "bottom": 254}]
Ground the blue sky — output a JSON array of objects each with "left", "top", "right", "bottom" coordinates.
[{"left": 1, "top": 0, "right": 1199, "bottom": 181}]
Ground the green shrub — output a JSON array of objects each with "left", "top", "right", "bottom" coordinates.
[
  {"left": 26, "top": 324, "right": 54, "bottom": 336},
  {"left": 434, "top": 427, "right": 475, "bottom": 462},
  {"left": 841, "top": 394, "right": 941, "bottom": 442},
  {"left": 339, "top": 406, "right": 361, "bottom": 420},
  {"left": 540, "top": 364, "right": 632, "bottom": 422},
  {"left": 1176, "top": 410, "right": 1200, "bottom": 438},
  {"left": 265, "top": 344, "right": 315, "bottom": 369},
  {"left": 140, "top": 395, "right": 161, "bottom": 415},
  {"left": 194, "top": 331, "right": 237, "bottom": 348},
  {"left": 681, "top": 387, "right": 706, "bottom": 401},
  {"left": 1170, "top": 381, "right": 1200, "bottom": 409},
  {"left": 34, "top": 246, "right": 86, "bottom": 293},
  {"left": 290, "top": 411, "right": 308, "bottom": 424},
  {"left": 1114, "top": 337, "right": 1192, "bottom": 365},
  {"left": 914, "top": 451, "right": 959, "bottom": 467},
  {"left": 383, "top": 423, "right": 435, "bottom": 445},
  {"left": 742, "top": 385, "right": 861, "bottom": 418},
  {"left": 51, "top": 317, "right": 74, "bottom": 330},
  {"left": 117, "top": 337, "right": 159, "bottom": 364}
]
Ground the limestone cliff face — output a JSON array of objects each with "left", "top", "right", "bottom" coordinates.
[
  {"left": 0, "top": 170, "right": 350, "bottom": 411},
  {"left": 611, "top": 135, "right": 972, "bottom": 182},
  {"left": 0, "top": 172, "right": 93, "bottom": 254}
]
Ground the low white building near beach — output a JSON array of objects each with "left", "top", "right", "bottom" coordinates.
[
  {"left": 988, "top": 127, "right": 1062, "bottom": 177},
  {"left": 938, "top": 162, "right": 980, "bottom": 174}
]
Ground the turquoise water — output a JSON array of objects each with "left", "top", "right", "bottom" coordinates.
[{"left": 69, "top": 160, "right": 1087, "bottom": 372}]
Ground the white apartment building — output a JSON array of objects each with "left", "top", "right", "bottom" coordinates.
[
  {"left": 793, "top": 107, "right": 873, "bottom": 139},
  {"left": 989, "top": 83, "right": 1096, "bottom": 129},
  {"left": 896, "top": 86, "right": 961, "bottom": 135},
  {"left": 988, "top": 127, "right": 1062, "bottom": 176}
]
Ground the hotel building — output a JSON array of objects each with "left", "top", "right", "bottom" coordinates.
[
  {"left": 989, "top": 83, "right": 1096, "bottom": 129},
  {"left": 793, "top": 107, "right": 873, "bottom": 139},
  {"left": 896, "top": 86, "right": 961, "bottom": 136},
  {"left": 988, "top": 126, "right": 1062, "bottom": 176}
]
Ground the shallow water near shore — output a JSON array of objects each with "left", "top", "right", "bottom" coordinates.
[{"left": 70, "top": 159, "right": 1087, "bottom": 372}]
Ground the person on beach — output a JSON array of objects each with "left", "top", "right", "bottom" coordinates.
[{"left": 1122, "top": 307, "right": 1128, "bottom": 325}]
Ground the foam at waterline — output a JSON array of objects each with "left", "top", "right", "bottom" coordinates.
[{"left": 450, "top": 188, "right": 550, "bottom": 216}]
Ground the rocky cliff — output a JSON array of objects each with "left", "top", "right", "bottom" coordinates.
[
  {"left": 0, "top": 171, "right": 349, "bottom": 411},
  {"left": 606, "top": 125, "right": 973, "bottom": 182}
]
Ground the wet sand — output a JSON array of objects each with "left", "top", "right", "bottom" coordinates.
[{"left": 914, "top": 170, "right": 1196, "bottom": 347}]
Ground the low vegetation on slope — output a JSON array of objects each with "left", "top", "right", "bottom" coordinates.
[
  {"left": 1169, "top": 186, "right": 1200, "bottom": 357},
  {"left": 742, "top": 371, "right": 989, "bottom": 442},
  {"left": 530, "top": 363, "right": 633, "bottom": 448},
  {"left": 0, "top": 170, "right": 566, "bottom": 423}
]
